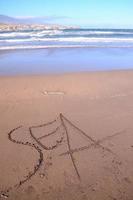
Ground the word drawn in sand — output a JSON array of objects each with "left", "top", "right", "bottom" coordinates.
[{"left": 1, "top": 113, "right": 125, "bottom": 198}]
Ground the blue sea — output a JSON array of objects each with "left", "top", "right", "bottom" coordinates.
[
  {"left": 1, "top": 28, "right": 133, "bottom": 49},
  {"left": 0, "top": 28, "right": 133, "bottom": 75}
]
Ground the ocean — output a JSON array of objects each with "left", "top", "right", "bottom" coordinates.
[
  {"left": 0, "top": 28, "right": 133, "bottom": 75},
  {"left": 1, "top": 28, "right": 133, "bottom": 50}
]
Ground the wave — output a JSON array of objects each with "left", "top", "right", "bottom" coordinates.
[
  {"left": 2, "top": 37, "right": 133, "bottom": 43},
  {"left": 34, "top": 30, "right": 63, "bottom": 37},
  {"left": 0, "top": 30, "right": 63, "bottom": 38},
  {"left": 1, "top": 45, "right": 133, "bottom": 50},
  {"left": 1, "top": 29, "right": 133, "bottom": 50},
  {"left": 62, "top": 30, "right": 133, "bottom": 35},
  {"left": 56, "top": 37, "right": 133, "bottom": 42},
  {"left": 1, "top": 29, "right": 133, "bottom": 40},
  {"left": 0, "top": 32, "right": 34, "bottom": 37}
]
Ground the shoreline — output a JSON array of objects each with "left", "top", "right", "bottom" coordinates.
[
  {"left": 1, "top": 45, "right": 133, "bottom": 51},
  {"left": 1, "top": 47, "right": 133, "bottom": 76},
  {"left": 0, "top": 68, "right": 133, "bottom": 78}
]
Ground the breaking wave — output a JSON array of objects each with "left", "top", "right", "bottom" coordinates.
[{"left": 1, "top": 28, "right": 133, "bottom": 50}]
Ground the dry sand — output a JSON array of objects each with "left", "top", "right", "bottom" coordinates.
[{"left": 0, "top": 70, "right": 133, "bottom": 200}]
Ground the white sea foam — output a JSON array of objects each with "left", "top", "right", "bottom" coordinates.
[
  {"left": 0, "top": 30, "right": 63, "bottom": 38},
  {"left": 0, "top": 44, "right": 133, "bottom": 51},
  {"left": 82, "top": 31, "right": 133, "bottom": 35},
  {"left": 1, "top": 29, "right": 133, "bottom": 50},
  {"left": 0, "top": 32, "right": 34, "bottom": 37},
  {"left": 33, "top": 30, "right": 63, "bottom": 37},
  {"left": 0, "top": 29, "right": 133, "bottom": 39},
  {"left": 62, "top": 31, "right": 131, "bottom": 35},
  {"left": 57, "top": 37, "right": 133, "bottom": 42},
  {"left": 1, "top": 36, "right": 133, "bottom": 43},
  {"left": 2, "top": 38, "right": 36, "bottom": 42},
  {"left": 0, "top": 45, "right": 85, "bottom": 50}
]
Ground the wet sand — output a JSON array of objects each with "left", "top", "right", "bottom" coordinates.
[
  {"left": 0, "top": 70, "right": 133, "bottom": 200},
  {"left": 1, "top": 48, "right": 133, "bottom": 76}
]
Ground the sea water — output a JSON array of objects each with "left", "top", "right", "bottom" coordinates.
[
  {"left": 1, "top": 28, "right": 133, "bottom": 49},
  {"left": 0, "top": 28, "right": 133, "bottom": 75}
]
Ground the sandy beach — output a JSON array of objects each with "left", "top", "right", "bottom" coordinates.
[{"left": 0, "top": 70, "right": 133, "bottom": 200}]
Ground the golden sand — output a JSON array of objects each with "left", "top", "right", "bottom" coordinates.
[{"left": 0, "top": 70, "right": 133, "bottom": 200}]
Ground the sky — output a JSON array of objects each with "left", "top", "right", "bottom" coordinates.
[{"left": 0, "top": 0, "right": 133, "bottom": 28}]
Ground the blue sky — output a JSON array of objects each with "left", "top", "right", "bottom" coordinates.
[{"left": 0, "top": 0, "right": 133, "bottom": 28}]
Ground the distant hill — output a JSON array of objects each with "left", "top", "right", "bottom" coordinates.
[
  {"left": 0, "top": 15, "right": 69, "bottom": 25},
  {"left": 0, "top": 15, "right": 20, "bottom": 24},
  {"left": 0, "top": 15, "right": 52, "bottom": 24}
]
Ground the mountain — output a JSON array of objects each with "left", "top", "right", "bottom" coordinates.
[
  {"left": 0, "top": 15, "right": 20, "bottom": 24},
  {"left": 0, "top": 15, "right": 45, "bottom": 24},
  {"left": 0, "top": 15, "right": 69, "bottom": 25}
]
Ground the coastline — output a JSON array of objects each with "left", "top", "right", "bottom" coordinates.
[
  {"left": 1, "top": 47, "right": 133, "bottom": 76},
  {"left": 1, "top": 45, "right": 133, "bottom": 51},
  {"left": 0, "top": 67, "right": 133, "bottom": 77}
]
